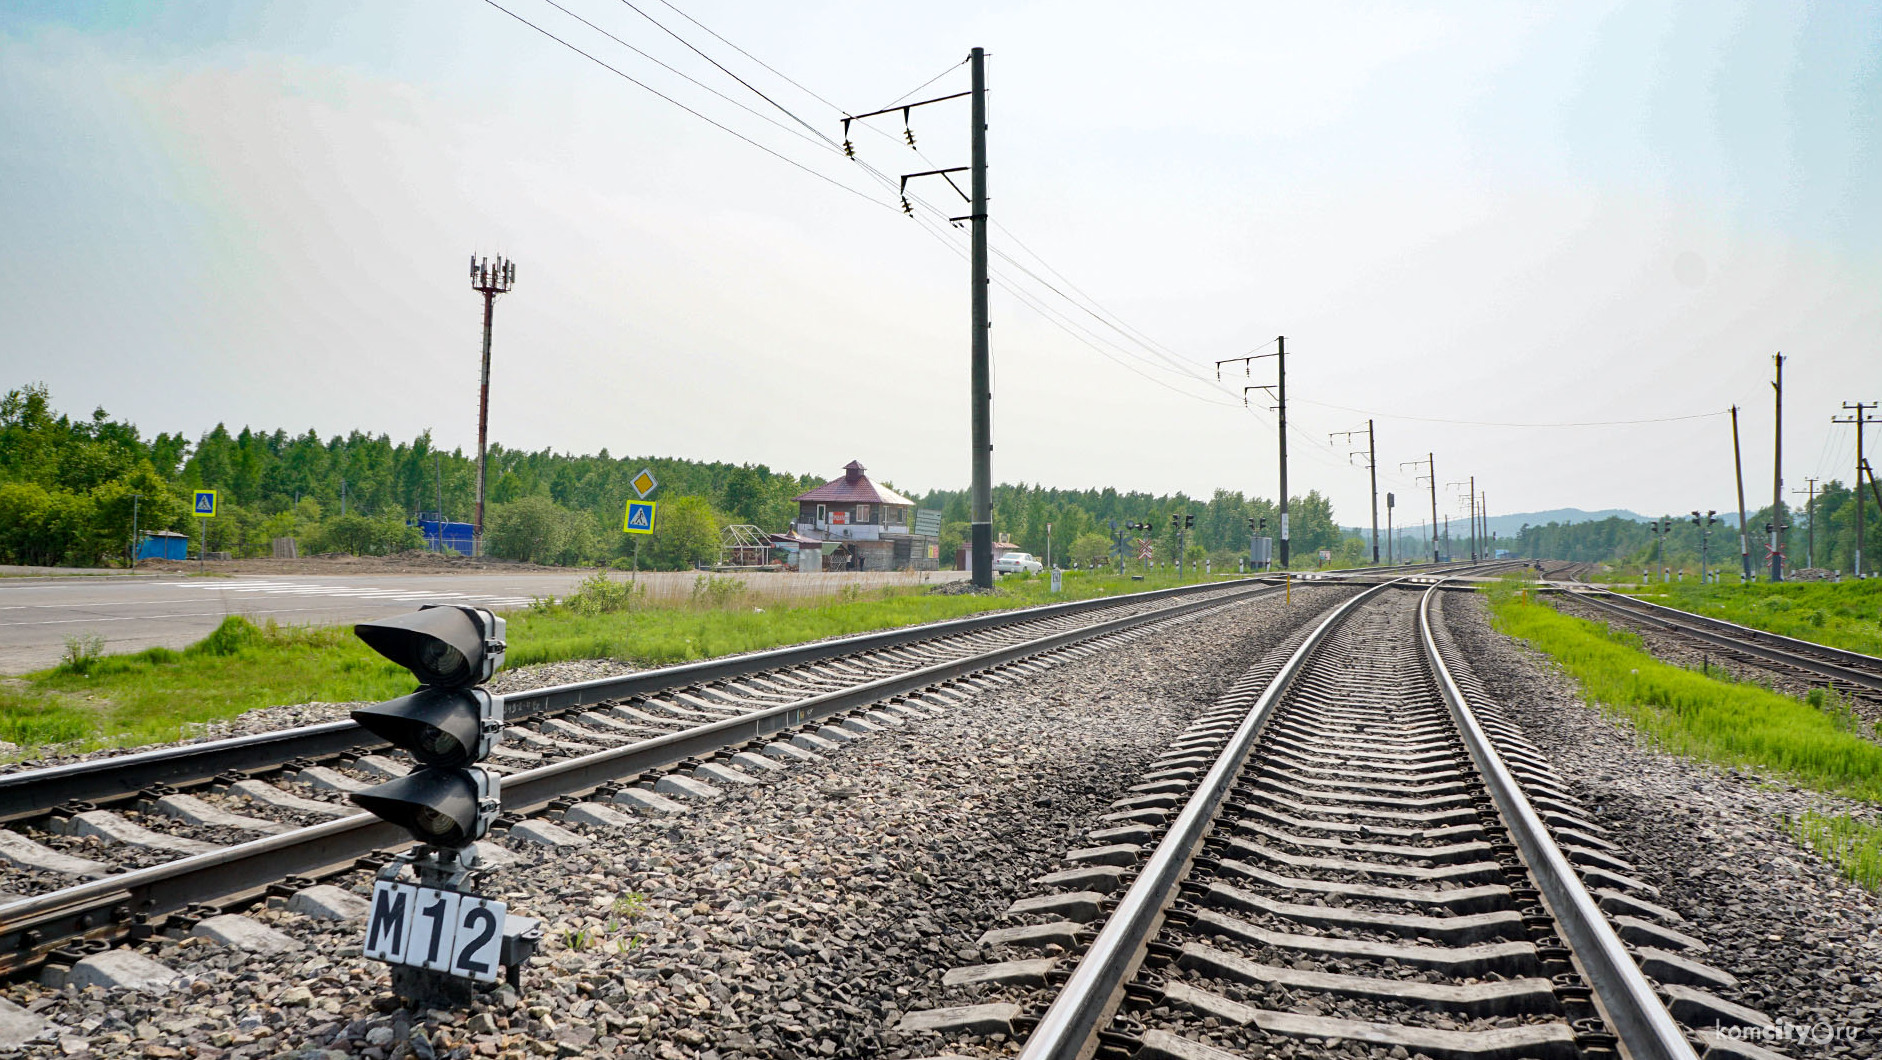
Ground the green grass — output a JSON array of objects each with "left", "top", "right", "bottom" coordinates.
[
  {"left": 1788, "top": 810, "right": 1882, "bottom": 890},
  {"left": 0, "top": 569, "right": 1237, "bottom": 755},
  {"left": 1618, "top": 579, "right": 1882, "bottom": 657},
  {"left": 1484, "top": 582, "right": 1882, "bottom": 802}
]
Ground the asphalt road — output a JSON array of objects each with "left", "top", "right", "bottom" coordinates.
[{"left": 0, "top": 572, "right": 599, "bottom": 673}]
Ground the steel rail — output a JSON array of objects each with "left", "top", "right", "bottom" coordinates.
[
  {"left": 1017, "top": 579, "right": 1396, "bottom": 1060},
  {"left": 1561, "top": 588, "right": 1882, "bottom": 692},
  {"left": 0, "top": 579, "right": 1280, "bottom": 978},
  {"left": 1419, "top": 584, "right": 1697, "bottom": 1060},
  {"left": 0, "top": 578, "right": 1270, "bottom": 824}
]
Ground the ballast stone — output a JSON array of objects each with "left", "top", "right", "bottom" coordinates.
[
  {"left": 69, "top": 949, "right": 182, "bottom": 993},
  {"left": 191, "top": 914, "right": 303, "bottom": 955}
]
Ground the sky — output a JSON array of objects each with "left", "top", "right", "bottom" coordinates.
[{"left": 2, "top": 1, "right": 1879, "bottom": 530}]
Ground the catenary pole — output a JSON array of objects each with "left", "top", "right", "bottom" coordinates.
[
  {"left": 1794, "top": 479, "right": 1817, "bottom": 569},
  {"left": 1277, "top": 336, "right": 1289, "bottom": 569},
  {"left": 1731, "top": 405, "right": 1752, "bottom": 582},
  {"left": 968, "top": 47, "right": 994, "bottom": 589},
  {"left": 1835, "top": 403, "right": 1879, "bottom": 577},
  {"left": 1368, "top": 420, "right": 1379, "bottom": 564},
  {"left": 1771, "top": 353, "right": 1785, "bottom": 581},
  {"left": 1428, "top": 455, "right": 1439, "bottom": 563}
]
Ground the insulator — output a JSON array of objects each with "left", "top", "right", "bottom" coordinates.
[
  {"left": 842, "top": 139, "right": 855, "bottom": 158},
  {"left": 904, "top": 127, "right": 916, "bottom": 148},
  {"left": 901, "top": 196, "right": 913, "bottom": 216}
]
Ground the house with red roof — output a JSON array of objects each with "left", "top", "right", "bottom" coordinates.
[{"left": 778, "top": 460, "right": 938, "bottom": 571}]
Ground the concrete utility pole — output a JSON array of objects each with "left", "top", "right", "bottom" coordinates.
[
  {"left": 1771, "top": 353, "right": 1785, "bottom": 581},
  {"left": 470, "top": 254, "right": 517, "bottom": 553},
  {"left": 1276, "top": 336, "right": 1289, "bottom": 569},
  {"left": 1402, "top": 454, "right": 1438, "bottom": 563},
  {"left": 129, "top": 492, "right": 141, "bottom": 569},
  {"left": 1834, "top": 402, "right": 1879, "bottom": 577},
  {"left": 1793, "top": 478, "right": 1818, "bottom": 569},
  {"left": 843, "top": 52, "right": 992, "bottom": 585},
  {"left": 1730, "top": 404, "right": 1752, "bottom": 582},
  {"left": 967, "top": 47, "right": 993, "bottom": 589},
  {"left": 1330, "top": 420, "right": 1379, "bottom": 563}
]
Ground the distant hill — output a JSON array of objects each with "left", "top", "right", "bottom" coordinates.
[{"left": 1344, "top": 508, "right": 1662, "bottom": 541}]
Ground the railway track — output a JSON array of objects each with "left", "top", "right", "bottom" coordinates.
[
  {"left": 904, "top": 579, "right": 1772, "bottom": 1060},
  {"left": 0, "top": 576, "right": 1311, "bottom": 980},
  {"left": 1552, "top": 586, "right": 1882, "bottom": 709}
]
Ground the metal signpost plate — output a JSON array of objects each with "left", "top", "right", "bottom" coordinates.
[
  {"left": 365, "top": 879, "right": 507, "bottom": 983},
  {"left": 630, "top": 468, "right": 658, "bottom": 499},
  {"left": 913, "top": 509, "right": 944, "bottom": 536},
  {"left": 192, "top": 490, "right": 217, "bottom": 517},
  {"left": 622, "top": 501, "right": 658, "bottom": 535}
]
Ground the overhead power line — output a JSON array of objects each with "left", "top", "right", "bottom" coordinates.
[{"left": 479, "top": 0, "right": 889, "bottom": 209}]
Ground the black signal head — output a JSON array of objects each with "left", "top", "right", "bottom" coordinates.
[
  {"left": 350, "top": 766, "right": 500, "bottom": 848},
  {"left": 351, "top": 687, "right": 501, "bottom": 767},
  {"left": 357, "top": 605, "right": 506, "bottom": 687}
]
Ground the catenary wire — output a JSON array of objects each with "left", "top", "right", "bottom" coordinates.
[{"left": 481, "top": 0, "right": 891, "bottom": 210}]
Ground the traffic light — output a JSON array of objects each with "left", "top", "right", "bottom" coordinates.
[
  {"left": 350, "top": 606, "right": 506, "bottom": 849},
  {"left": 1184, "top": 514, "right": 1194, "bottom": 529}
]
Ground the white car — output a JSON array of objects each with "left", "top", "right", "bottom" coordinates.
[{"left": 994, "top": 551, "right": 1044, "bottom": 574}]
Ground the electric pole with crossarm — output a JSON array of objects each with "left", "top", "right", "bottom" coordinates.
[
  {"left": 846, "top": 50, "right": 992, "bottom": 586},
  {"left": 1331, "top": 420, "right": 1379, "bottom": 564},
  {"left": 1834, "top": 402, "right": 1880, "bottom": 577}
]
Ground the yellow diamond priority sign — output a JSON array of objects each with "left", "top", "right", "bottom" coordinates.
[{"left": 630, "top": 468, "right": 658, "bottom": 499}]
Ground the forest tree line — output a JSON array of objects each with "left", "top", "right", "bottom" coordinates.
[{"left": 0, "top": 385, "right": 1367, "bottom": 571}]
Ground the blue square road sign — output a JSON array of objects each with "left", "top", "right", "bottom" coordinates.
[
  {"left": 622, "top": 501, "right": 657, "bottom": 535},
  {"left": 193, "top": 489, "right": 218, "bottom": 517}
]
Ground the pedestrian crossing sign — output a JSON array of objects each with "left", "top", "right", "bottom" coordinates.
[
  {"left": 193, "top": 490, "right": 217, "bottom": 517},
  {"left": 622, "top": 500, "right": 657, "bottom": 535}
]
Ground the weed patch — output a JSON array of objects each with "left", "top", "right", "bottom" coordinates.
[
  {"left": 1486, "top": 584, "right": 1882, "bottom": 802},
  {"left": 1788, "top": 811, "right": 1882, "bottom": 890}
]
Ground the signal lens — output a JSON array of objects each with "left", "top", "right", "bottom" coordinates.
[
  {"left": 413, "top": 806, "right": 457, "bottom": 838},
  {"left": 417, "top": 727, "right": 463, "bottom": 760},
  {"left": 418, "top": 640, "right": 467, "bottom": 684}
]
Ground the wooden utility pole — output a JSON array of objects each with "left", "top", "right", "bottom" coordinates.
[
  {"left": 1730, "top": 405, "right": 1752, "bottom": 582},
  {"left": 1771, "top": 353, "right": 1785, "bottom": 581},
  {"left": 1834, "top": 402, "right": 1880, "bottom": 577}
]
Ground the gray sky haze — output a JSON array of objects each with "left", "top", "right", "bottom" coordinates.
[{"left": 2, "top": 1, "right": 1878, "bottom": 527}]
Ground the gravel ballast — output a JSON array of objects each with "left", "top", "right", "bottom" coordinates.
[
  {"left": 0, "top": 585, "right": 1351, "bottom": 1059},
  {"left": 1447, "top": 591, "right": 1882, "bottom": 1057}
]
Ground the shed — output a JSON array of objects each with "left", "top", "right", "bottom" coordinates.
[{"left": 137, "top": 530, "right": 190, "bottom": 561}]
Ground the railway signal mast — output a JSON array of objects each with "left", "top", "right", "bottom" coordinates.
[
  {"left": 469, "top": 256, "right": 517, "bottom": 555},
  {"left": 350, "top": 605, "right": 531, "bottom": 1004},
  {"left": 1690, "top": 510, "right": 1720, "bottom": 584}
]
